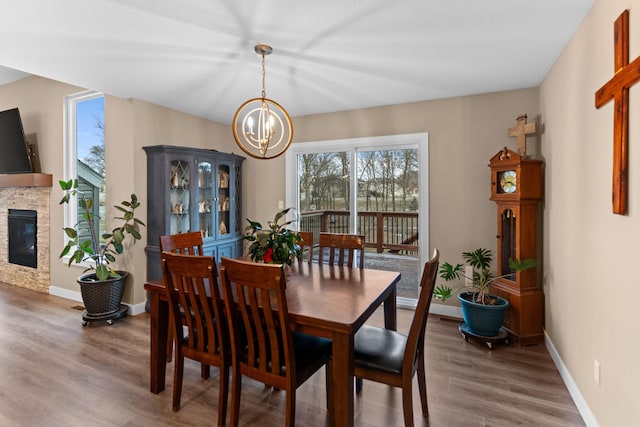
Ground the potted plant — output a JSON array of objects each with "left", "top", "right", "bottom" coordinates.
[
  {"left": 433, "top": 248, "right": 537, "bottom": 337},
  {"left": 59, "top": 179, "right": 145, "bottom": 325},
  {"left": 243, "top": 207, "right": 302, "bottom": 265}
]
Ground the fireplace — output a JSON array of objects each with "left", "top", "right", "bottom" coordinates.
[
  {"left": 0, "top": 173, "right": 52, "bottom": 293},
  {"left": 8, "top": 209, "right": 37, "bottom": 268}
]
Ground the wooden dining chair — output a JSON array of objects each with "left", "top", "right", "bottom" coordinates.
[
  {"left": 159, "top": 231, "right": 207, "bottom": 371},
  {"left": 159, "top": 231, "right": 204, "bottom": 255},
  {"left": 160, "top": 252, "right": 229, "bottom": 426},
  {"left": 318, "top": 232, "right": 365, "bottom": 268},
  {"left": 297, "top": 231, "right": 314, "bottom": 264},
  {"left": 219, "top": 257, "right": 333, "bottom": 427},
  {"left": 353, "top": 248, "right": 440, "bottom": 427}
]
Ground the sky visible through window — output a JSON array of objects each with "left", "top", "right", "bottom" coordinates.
[{"left": 76, "top": 96, "right": 103, "bottom": 161}]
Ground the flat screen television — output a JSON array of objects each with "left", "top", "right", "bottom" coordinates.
[{"left": 0, "top": 107, "right": 33, "bottom": 174}]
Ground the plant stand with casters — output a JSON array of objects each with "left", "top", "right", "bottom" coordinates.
[
  {"left": 459, "top": 322, "right": 510, "bottom": 350},
  {"left": 82, "top": 305, "right": 128, "bottom": 326}
]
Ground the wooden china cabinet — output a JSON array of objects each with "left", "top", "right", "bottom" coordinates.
[
  {"left": 143, "top": 145, "right": 244, "bottom": 282},
  {"left": 488, "top": 147, "right": 543, "bottom": 345}
]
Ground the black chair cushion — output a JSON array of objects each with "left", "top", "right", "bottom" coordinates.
[
  {"left": 292, "top": 331, "right": 332, "bottom": 370},
  {"left": 354, "top": 325, "right": 407, "bottom": 375},
  {"left": 242, "top": 331, "right": 331, "bottom": 374}
]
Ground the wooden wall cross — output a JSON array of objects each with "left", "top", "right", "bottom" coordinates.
[
  {"left": 508, "top": 114, "right": 536, "bottom": 156},
  {"left": 595, "top": 9, "right": 640, "bottom": 215}
]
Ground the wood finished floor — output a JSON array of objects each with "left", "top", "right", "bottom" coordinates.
[{"left": 0, "top": 282, "right": 585, "bottom": 427}]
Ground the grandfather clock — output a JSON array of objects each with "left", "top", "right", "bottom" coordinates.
[{"left": 489, "top": 147, "right": 543, "bottom": 345}]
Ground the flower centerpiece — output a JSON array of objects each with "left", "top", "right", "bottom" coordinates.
[{"left": 244, "top": 208, "right": 302, "bottom": 265}]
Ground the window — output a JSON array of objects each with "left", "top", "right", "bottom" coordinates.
[
  {"left": 285, "top": 133, "right": 428, "bottom": 302},
  {"left": 63, "top": 91, "right": 105, "bottom": 254}
]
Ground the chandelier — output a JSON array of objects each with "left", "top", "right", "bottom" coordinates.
[{"left": 232, "top": 44, "right": 293, "bottom": 159}]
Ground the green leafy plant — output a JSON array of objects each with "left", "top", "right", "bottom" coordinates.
[
  {"left": 243, "top": 207, "right": 302, "bottom": 265},
  {"left": 433, "top": 247, "right": 537, "bottom": 305},
  {"left": 59, "top": 179, "right": 145, "bottom": 281}
]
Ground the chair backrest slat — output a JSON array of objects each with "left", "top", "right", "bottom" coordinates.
[
  {"left": 220, "top": 257, "right": 292, "bottom": 388},
  {"left": 318, "top": 232, "right": 365, "bottom": 268},
  {"left": 159, "top": 231, "right": 204, "bottom": 255},
  {"left": 161, "top": 252, "right": 226, "bottom": 359},
  {"left": 404, "top": 248, "right": 439, "bottom": 369},
  {"left": 297, "top": 231, "right": 314, "bottom": 264}
]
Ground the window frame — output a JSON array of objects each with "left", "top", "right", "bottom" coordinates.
[
  {"left": 284, "top": 132, "right": 429, "bottom": 271},
  {"left": 62, "top": 90, "right": 104, "bottom": 266}
]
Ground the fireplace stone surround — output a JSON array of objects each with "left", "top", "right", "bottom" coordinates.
[{"left": 0, "top": 174, "right": 52, "bottom": 293}]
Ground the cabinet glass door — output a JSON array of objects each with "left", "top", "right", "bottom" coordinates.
[
  {"left": 217, "top": 164, "right": 230, "bottom": 237},
  {"left": 231, "top": 163, "right": 241, "bottom": 235},
  {"left": 169, "top": 159, "right": 190, "bottom": 234},
  {"left": 197, "top": 161, "right": 213, "bottom": 238}
]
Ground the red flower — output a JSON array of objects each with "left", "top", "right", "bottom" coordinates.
[{"left": 263, "top": 247, "right": 273, "bottom": 263}]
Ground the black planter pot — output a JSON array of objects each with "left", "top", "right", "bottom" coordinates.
[{"left": 77, "top": 271, "right": 129, "bottom": 326}]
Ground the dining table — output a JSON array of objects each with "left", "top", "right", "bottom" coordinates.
[{"left": 145, "top": 260, "right": 401, "bottom": 427}]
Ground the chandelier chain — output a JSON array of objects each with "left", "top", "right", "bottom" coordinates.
[{"left": 261, "top": 53, "right": 267, "bottom": 100}]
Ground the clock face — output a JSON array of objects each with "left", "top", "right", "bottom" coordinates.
[{"left": 499, "top": 170, "right": 517, "bottom": 193}]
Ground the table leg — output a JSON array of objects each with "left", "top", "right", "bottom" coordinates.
[
  {"left": 149, "top": 289, "right": 168, "bottom": 393},
  {"left": 330, "top": 332, "right": 354, "bottom": 427},
  {"left": 383, "top": 286, "right": 397, "bottom": 331}
]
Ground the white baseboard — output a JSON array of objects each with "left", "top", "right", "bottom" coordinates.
[
  {"left": 49, "top": 285, "right": 592, "bottom": 426},
  {"left": 128, "top": 301, "right": 147, "bottom": 316},
  {"left": 48, "top": 285, "right": 146, "bottom": 316},
  {"left": 429, "top": 302, "right": 462, "bottom": 318},
  {"left": 49, "top": 285, "right": 82, "bottom": 303},
  {"left": 425, "top": 303, "right": 595, "bottom": 426},
  {"left": 397, "top": 299, "right": 463, "bottom": 318},
  {"left": 544, "top": 331, "right": 599, "bottom": 427}
]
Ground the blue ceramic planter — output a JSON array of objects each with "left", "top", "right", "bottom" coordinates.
[{"left": 458, "top": 292, "right": 509, "bottom": 337}]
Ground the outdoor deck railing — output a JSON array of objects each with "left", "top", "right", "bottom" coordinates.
[{"left": 299, "top": 210, "right": 418, "bottom": 254}]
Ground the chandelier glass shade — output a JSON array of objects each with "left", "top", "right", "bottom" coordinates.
[{"left": 232, "top": 45, "right": 293, "bottom": 159}]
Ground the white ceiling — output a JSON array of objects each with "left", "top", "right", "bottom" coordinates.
[{"left": 0, "top": 0, "right": 594, "bottom": 124}]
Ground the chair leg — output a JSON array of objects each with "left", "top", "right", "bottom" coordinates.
[
  {"left": 417, "top": 355, "right": 428, "bottom": 415},
  {"left": 166, "top": 320, "right": 174, "bottom": 362},
  {"left": 229, "top": 369, "right": 242, "bottom": 427},
  {"left": 201, "top": 363, "right": 210, "bottom": 379},
  {"left": 355, "top": 377, "right": 364, "bottom": 393},
  {"left": 172, "top": 351, "right": 184, "bottom": 412},
  {"left": 401, "top": 378, "right": 415, "bottom": 427},
  {"left": 217, "top": 365, "right": 230, "bottom": 427},
  {"left": 325, "top": 363, "right": 332, "bottom": 410},
  {"left": 285, "top": 389, "right": 296, "bottom": 427}
]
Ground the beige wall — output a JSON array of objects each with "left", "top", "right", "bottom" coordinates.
[
  {"left": 107, "top": 98, "right": 232, "bottom": 304},
  {"left": 243, "top": 88, "right": 540, "bottom": 309},
  {"left": 2, "top": 76, "right": 538, "bottom": 311},
  {"left": 540, "top": 0, "right": 639, "bottom": 425},
  {"left": 5, "top": 3, "right": 637, "bottom": 421},
  {"left": 0, "top": 76, "right": 87, "bottom": 298},
  {"left": 0, "top": 76, "right": 234, "bottom": 308}
]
